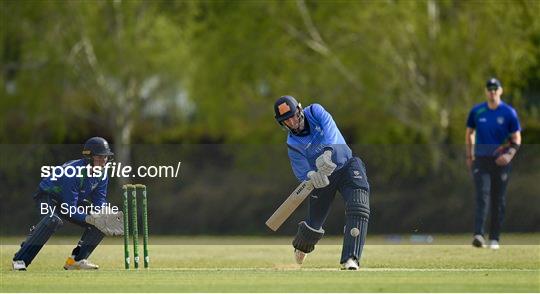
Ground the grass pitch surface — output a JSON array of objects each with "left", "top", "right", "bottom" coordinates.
[{"left": 1, "top": 234, "right": 539, "bottom": 292}]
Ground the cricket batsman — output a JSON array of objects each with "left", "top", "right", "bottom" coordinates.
[
  {"left": 273, "top": 96, "right": 370, "bottom": 270},
  {"left": 12, "top": 137, "right": 123, "bottom": 271}
]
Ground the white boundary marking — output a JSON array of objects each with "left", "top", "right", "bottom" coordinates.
[{"left": 150, "top": 267, "right": 539, "bottom": 272}]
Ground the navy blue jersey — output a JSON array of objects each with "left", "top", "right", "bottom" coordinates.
[
  {"left": 39, "top": 159, "right": 109, "bottom": 222},
  {"left": 466, "top": 101, "right": 521, "bottom": 157},
  {"left": 287, "top": 104, "right": 352, "bottom": 181}
]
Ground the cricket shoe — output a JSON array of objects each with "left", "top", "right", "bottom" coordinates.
[
  {"left": 294, "top": 249, "right": 307, "bottom": 265},
  {"left": 12, "top": 260, "right": 27, "bottom": 271},
  {"left": 472, "top": 234, "right": 486, "bottom": 248},
  {"left": 488, "top": 240, "right": 500, "bottom": 250},
  {"left": 63, "top": 257, "right": 99, "bottom": 270},
  {"left": 341, "top": 258, "right": 359, "bottom": 270}
]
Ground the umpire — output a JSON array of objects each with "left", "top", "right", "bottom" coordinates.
[{"left": 465, "top": 78, "right": 522, "bottom": 250}]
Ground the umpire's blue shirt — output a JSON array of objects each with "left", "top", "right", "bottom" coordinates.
[
  {"left": 287, "top": 104, "right": 352, "bottom": 181},
  {"left": 466, "top": 101, "right": 521, "bottom": 157},
  {"left": 39, "top": 159, "right": 109, "bottom": 222}
]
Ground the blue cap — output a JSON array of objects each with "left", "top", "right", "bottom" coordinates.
[{"left": 486, "top": 78, "right": 502, "bottom": 89}]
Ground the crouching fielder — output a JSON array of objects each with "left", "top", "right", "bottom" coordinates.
[
  {"left": 273, "top": 96, "right": 370, "bottom": 270},
  {"left": 12, "top": 137, "right": 123, "bottom": 271}
]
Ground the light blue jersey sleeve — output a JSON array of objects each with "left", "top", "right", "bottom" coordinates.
[
  {"left": 287, "top": 144, "right": 310, "bottom": 181},
  {"left": 310, "top": 103, "right": 352, "bottom": 168},
  {"left": 286, "top": 103, "right": 352, "bottom": 181},
  {"left": 310, "top": 103, "right": 343, "bottom": 151}
]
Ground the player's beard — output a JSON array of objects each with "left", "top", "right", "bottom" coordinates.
[{"left": 291, "top": 112, "right": 305, "bottom": 134}]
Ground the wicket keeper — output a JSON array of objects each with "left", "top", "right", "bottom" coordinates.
[
  {"left": 273, "top": 96, "right": 370, "bottom": 270},
  {"left": 12, "top": 137, "right": 123, "bottom": 270}
]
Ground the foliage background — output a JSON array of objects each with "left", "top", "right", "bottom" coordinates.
[{"left": 1, "top": 0, "right": 539, "bottom": 234}]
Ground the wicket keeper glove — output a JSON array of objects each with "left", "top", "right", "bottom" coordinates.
[
  {"left": 315, "top": 150, "right": 337, "bottom": 176},
  {"left": 307, "top": 170, "right": 330, "bottom": 189},
  {"left": 85, "top": 211, "right": 124, "bottom": 236}
]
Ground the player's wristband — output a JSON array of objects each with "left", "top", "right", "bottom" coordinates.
[
  {"left": 322, "top": 146, "right": 333, "bottom": 153},
  {"left": 509, "top": 142, "right": 520, "bottom": 151},
  {"left": 507, "top": 142, "right": 520, "bottom": 155}
]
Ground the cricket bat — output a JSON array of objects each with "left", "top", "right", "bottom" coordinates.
[{"left": 265, "top": 180, "right": 315, "bottom": 231}]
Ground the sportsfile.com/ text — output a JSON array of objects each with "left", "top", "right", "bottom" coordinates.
[{"left": 40, "top": 161, "right": 182, "bottom": 181}]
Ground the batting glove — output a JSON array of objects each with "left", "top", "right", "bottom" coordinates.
[
  {"left": 307, "top": 170, "right": 330, "bottom": 189},
  {"left": 315, "top": 150, "right": 337, "bottom": 176}
]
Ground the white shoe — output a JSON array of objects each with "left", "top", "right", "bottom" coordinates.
[
  {"left": 489, "top": 240, "right": 500, "bottom": 250},
  {"left": 63, "top": 257, "right": 99, "bottom": 270},
  {"left": 294, "top": 249, "right": 307, "bottom": 265},
  {"left": 341, "top": 258, "right": 359, "bottom": 270},
  {"left": 472, "top": 234, "right": 486, "bottom": 248},
  {"left": 12, "top": 260, "right": 27, "bottom": 271}
]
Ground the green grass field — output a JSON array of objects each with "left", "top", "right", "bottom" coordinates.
[{"left": 1, "top": 234, "right": 539, "bottom": 292}]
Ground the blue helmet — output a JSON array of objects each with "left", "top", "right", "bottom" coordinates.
[
  {"left": 274, "top": 95, "right": 301, "bottom": 126},
  {"left": 82, "top": 137, "right": 114, "bottom": 157}
]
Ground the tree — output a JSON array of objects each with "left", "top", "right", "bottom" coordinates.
[{"left": 1, "top": 0, "right": 193, "bottom": 176}]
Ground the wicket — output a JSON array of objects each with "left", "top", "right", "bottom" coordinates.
[{"left": 122, "top": 184, "right": 149, "bottom": 269}]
